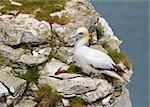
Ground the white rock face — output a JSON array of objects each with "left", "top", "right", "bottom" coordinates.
[
  {"left": 0, "top": 67, "right": 27, "bottom": 105},
  {"left": 81, "top": 80, "right": 113, "bottom": 103},
  {"left": 0, "top": 0, "right": 132, "bottom": 106},
  {"left": 14, "top": 99, "right": 37, "bottom": 107},
  {"left": 97, "top": 17, "right": 122, "bottom": 51},
  {"left": 0, "top": 69, "right": 26, "bottom": 95},
  {"left": 0, "top": 43, "right": 25, "bottom": 61},
  {"left": 0, "top": 82, "right": 9, "bottom": 97},
  {"left": 55, "top": 47, "right": 74, "bottom": 64},
  {"left": 10, "top": 1, "right": 22, "bottom": 6},
  {"left": 39, "top": 76, "right": 113, "bottom": 103},
  {"left": 62, "top": 98, "right": 70, "bottom": 107},
  {"left": 18, "top": 54, "right": 47, "bottom": 65},
  {"left": 0, "top": 14, "right": 52, "bottom": 46},
  {"left": 0, "top": 43, "right": 52, "bottom": 65},
  {"left": 40, "top": 58, "right": 69, "bottom": 76},
  {"left": 113, "top": 87, "right": 132, "bottom": 107}
]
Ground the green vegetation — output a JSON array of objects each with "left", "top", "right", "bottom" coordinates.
[
  {"left": 49, "top": 36, "right": 57, "bottom": 48},
  {"left": 34, "top": 84, "right": 62, "bottom": 107},
  {"left": 16, "top": 66, "right": 40, "bottom": 84},
  {"left": 70, "top": 97, "right": 87, "bottom": 107},
  {"left": 21, "top": 42, "right": 34, "bottom": 50},
  {"left": 67, "top": 64, "right": 82, "bottom": 73},
  {"left": 0, "top": 0, "right": 65, "bottom": 14},
  {"left": 0, "top": 53, "right": 4, "bottom": 66},
  {"left": 108, "top": 50, "right": 132, "bottom": 70},
  {"left": 95, "top": 27, "right": 104, "bottom": 39},
  {"left": 0, "top": 0, "right": 72, "bottom": 25}
]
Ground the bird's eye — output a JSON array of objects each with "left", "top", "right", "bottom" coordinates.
[{"left": 78, "top": 32, "right": 83, "bottom": 35}]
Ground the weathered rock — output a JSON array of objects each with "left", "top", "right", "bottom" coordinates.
[
  {"left": 40, "top": 58, "right": 69, "bottom": 76},
  {"left": 62, "top": 98, "right": 70, "bottom": 107},
  {"left": 37, "top": 47, "right": 52, "bottom": 56},
  {"left": 113, "top": 87, "right": 132, "bottom": 107},
  {"left": 54, "top": 47, "right": 73, "bottom": 64},
  {"left": 54, "top": 73, "right": 82, "bottom": 79},
  {"left": 0, "top": 103, "right": 7, "bottom": 107},
  {"left": 39, "top": 76, "right": 113, "bottom": 103},
  {"left": 0, "top": 14, "right": 52, "bottom": 46},
  {"left": 0, "top": 67, "right": 27, "bottom": 105},
  {"left": 14, "top": 99, "right": 37, "bottom": 107},
  {"left": 0, "top": 0, "right": 132, "bottom": 106},
  {"left": 101, "top": 94, "right": 113, "bottom": 106},
  {"left": 0, "top": 82, "right": 9, "bottom": 97},
  {"left": 18, "top": 53, "right": 47, "bottom": 65},
  {"left": 0, "top": 43, "right": 25, "bottom": 61},
  {"left": 0, "top": 42, "right": 52, "bottom": 65},
  {"left": 0, "top": 15, "right": 14, "bottom": 20},
  {"left": 51, "top": 0, "right": 99, "bottom": 47},
  {"left": 81, "top": 80, "right": 113, "bottom": 103},
  {"left": 96, "top": 17, "right": 122, "bottom": 51},
  {"left": 52, "top": 23, "right": 80, "bottom": 46},
  {"left": 10, "top": 1, "right": 22, "bottom": 6},
  {"left": 87, "top": 102, "right": 103, "bottom": 107},
  {"left": 39, "top": 76, "right": 100, "bottom": 95}
]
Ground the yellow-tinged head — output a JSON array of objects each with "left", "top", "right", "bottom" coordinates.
[
  {"left": 76, "top": 27, "right": 90, "bottom": 38},
  {"left": 75, "top": 27, "right": 90, "bottom": 46}
]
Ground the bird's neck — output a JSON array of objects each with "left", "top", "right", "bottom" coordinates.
[{"left": 75, "top": 36, "right": 90, "bottom": 48}]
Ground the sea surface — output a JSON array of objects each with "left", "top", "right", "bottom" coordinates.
[{"left": 91, "top": 1, "right": 149, "bottom": 107}]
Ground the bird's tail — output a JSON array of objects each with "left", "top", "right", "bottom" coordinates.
[
  {"left": 100, "top": 70, "right": 126, "bottom": 83},
  {"left": 113, "top": 64, "right": 128, "bottom": 74},
  {"left": 112, "top": 64, "right": 131, "bottom": 82}
]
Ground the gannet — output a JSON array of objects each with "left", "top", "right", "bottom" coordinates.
[{"left": 73, "top": 27, "right": 125, "bottom": 82}]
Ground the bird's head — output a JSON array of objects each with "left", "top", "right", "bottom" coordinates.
[
  {"left": 73, "top": 27, "right": 90, "bottom": 41},
  {"left": 76, "top": 27, "right": 90, "bottom": 38}
]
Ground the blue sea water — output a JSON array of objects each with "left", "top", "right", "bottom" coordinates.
[{"left": 91, "top": 1, "right": 149, "bottom": 107}]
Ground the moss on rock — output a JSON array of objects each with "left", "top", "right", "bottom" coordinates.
[{"left": 34, "top": 84, "right": 62, "bottom": 107}]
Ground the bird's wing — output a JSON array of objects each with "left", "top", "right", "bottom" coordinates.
[{"left": 80, "top": 46, "right": 115, "bottom": 70}]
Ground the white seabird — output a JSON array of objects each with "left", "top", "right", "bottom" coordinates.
[{"left": 73, "top": 27, "right": 125, "bottom": 82}]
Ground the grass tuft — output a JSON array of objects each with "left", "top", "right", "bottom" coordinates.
[
  {"left": 70, "top": 97, "right": 87, "bottom": 107},
  {"left": 67, "top": 64, "right": 82, "bottom": 73},
  {"left": 95, "top": 27, "right": 104, "bottom": 39},
  {"left": 16, "top": 66, "right": 40, "bottom": 84},
  {"left": 108, "top": 50, "right": 132, "bottom": 70},
  {"left": 0, "top": 0, "right": 70, "bottom": 24},
  {"left": 34, "top": 84, "right": 62, "bottom": 107}
]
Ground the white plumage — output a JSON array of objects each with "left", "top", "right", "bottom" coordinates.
[{"left": 73, "top": 27, "right": 125, "bottom": 82}]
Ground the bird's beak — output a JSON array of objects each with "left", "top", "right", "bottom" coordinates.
[{"left": 72, "top": 33, "right": 83, "bottom": 41}]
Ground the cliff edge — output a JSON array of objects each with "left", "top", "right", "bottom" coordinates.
[{"left": 0, "top": 0, "right": 132, "bottom": 107}]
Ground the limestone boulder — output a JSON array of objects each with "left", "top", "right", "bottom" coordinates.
[{"left": 0, "top": 14, "right": 52, "bottom": 46}]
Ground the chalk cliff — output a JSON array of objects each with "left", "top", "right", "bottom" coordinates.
[{"left": 0, "top": 0, "right": 132, "bottom": 107}]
